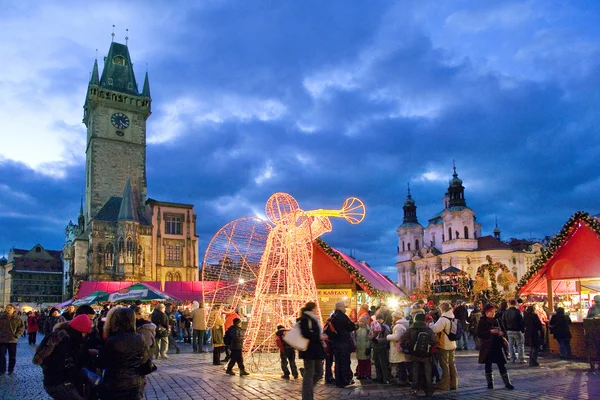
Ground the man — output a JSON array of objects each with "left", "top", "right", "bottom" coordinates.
[
  {"left": 587, "top": 295, "right": 600, "bottom": 370},
  {"left": 328, "top": 301, "right": 357, "bottom": 388},
  {"left": 453, "top": 301, "right": 469, "bottom": 350},
  {"left": 75, "top": 305, "right": 96, "bottom": 322},
  {"left": 62, "top": 305, "right": 76, "bottom": 321},
  {"left": 0, "top": 304, "right": 25, "bottom": 375},
  {"left": 401, "top": 313, "right": 436, "bottom": 397},
  {"left": 151, "top": 304, "right": 170, "bottom": 359},
  {"left": 224, "top": 318, "right": 249, "bottom": 376},
  {"left": 45, "top": 308, "right": 66, "bottom": 333},
  {"left": 191, "top": 302, "right": 207, "bottom": 353},
  {"left": 502, "top": 299, "right": 526, "bottom": 363},
  {"left": 431, "top": 301, "right": 458, "bottom": 391}
]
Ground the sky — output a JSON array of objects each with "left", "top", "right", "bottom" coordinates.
[{"left": 1, "top": 1, "right": 600, "bottom": 279}]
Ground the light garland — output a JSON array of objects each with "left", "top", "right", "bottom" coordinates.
[{"left": 475, "top": 256, "right": 510, "bottom": 304}]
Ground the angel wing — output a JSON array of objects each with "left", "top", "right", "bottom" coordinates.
[{"left": 201, "top": 216, "right": 272, "bottom": 327}]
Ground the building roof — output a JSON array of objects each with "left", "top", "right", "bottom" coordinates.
[
  {"left": 146, "top": 198, "right": 195, "bottom": 209},
  {"left": 118, "top": 178, "right": 139, "bottom": 222},
  {"left": 398, "top": 222, "right": 422, "bottom": 229},
  {"left": 94, "top": 196, "right": 151, "bottom": 225},
  {"left": 99, "top": 42, "right": 140, "bottom": 95},
  {"left": 477, "top": 235, "right": 511, "bottom": 250}
]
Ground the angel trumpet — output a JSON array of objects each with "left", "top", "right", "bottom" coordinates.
[{"left": 305, "top": 197, "right": 366, "bottom": 224}]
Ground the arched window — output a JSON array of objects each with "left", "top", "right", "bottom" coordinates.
[
  {"left": 448, "top": 228, "right": 452, "bottom": 240},
  {"left": 464, "top": 226, "right": 469, "bottom": 239},
  {"left": 97, "top": 243, "right": 104, "bottom": 254},
  {"left": 431, "top": 233, "right": 436, "bottom": 246},
  {"left": 415, "top": 240, "right": 420, "bottom": 251},
  {"left": 118, "top": 237, "right": 124, "bottom": 253},
  {"left": 166, "top": 272, "right": 173, "bottom": 281},
  {"left": 105, "top": 243, "right": 114, "bottom": 268},
  {"left": 137, "top": 245, "right": 143, "bottom": 265},
  {"left": 126, "top": 237, "right": 134, "bottom": 263},
  {"left": 407, "top": 243, "right": 411, "bottom": 251},
  {"left": 173, "top": 272, "right": 182, "bottom": 282},
  {"left": 402, "top": 241, "right": 405, "bottom": 252}
]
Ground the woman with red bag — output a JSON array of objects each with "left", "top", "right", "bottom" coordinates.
[{"left": 477, "top": 304, "right": 514, "bottom": 390}]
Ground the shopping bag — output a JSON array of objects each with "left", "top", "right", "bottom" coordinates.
[{"left": 283, "top": 322, "right": 309, "bottom": 351}]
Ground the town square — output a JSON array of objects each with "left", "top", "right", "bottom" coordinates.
[{"left": 1, "top": 1, "right": 600, "bottom": 399}]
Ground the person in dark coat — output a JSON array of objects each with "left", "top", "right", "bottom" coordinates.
[
  {"left": 328, "top": 301, "right": 357, "bottom": 388},
  {"left": 224, "top": 318, "right": 249, "bottom": 376},
  {"left": 26, "top": 312, "right": 39, "bottom": 345},
  {"left": 150, "top": 304, "right": 170, "bottom": 359},
  {"left": 275, "top": 325, "right": 298, "bottom": 379},
  {"left": 453, "top": 301, "right": 469, "bottom": 350},
  {"left": 45, "top": 308, "right": 66, "bottom": 334},
  {"left": 523, "top": 306, "right": 542, "bottom": 367},
  {"left": 97, "top": 307, "right": 148, "bottom": 400},
  {"left": 549, "top": 307, "right": 572, "bottom": 359},
  {"left": 33, "top": 315, "right": 92, "bottom": 400},
  {"left": 401, "top": 313, "right": 436, "bottom": 397},
  {"left": 477, "top": 304, "right": 514, "bottom": 390},
  {"left": 468, "top": 306, "right": 482, "bottom": 350},
  {"left": 299, "top": 302, "right": 326, "bottom": 400},
  {"left": 0, "top": 304, "right": 25, "bottom": 375}
]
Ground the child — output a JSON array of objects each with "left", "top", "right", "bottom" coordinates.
[
  {"left": 224, "top": 318, "right": 249, "bottom": 376},
  {"left": 355, "top": 316, "right": 372, "bottom": 380},
  {"left": 371, "top": 314, "right": 391, "bottom": 383},
  {"left": 275, "top": 325, "right": 299, "bottom": 379}
]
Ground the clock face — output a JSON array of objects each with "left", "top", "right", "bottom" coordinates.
[{"left": 110, "top": 113, "right": 130, "bottom": 129}]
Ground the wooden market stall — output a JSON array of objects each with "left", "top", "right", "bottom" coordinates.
[{"left": 517, "top": 211, "right": 600, "bottom": 361}]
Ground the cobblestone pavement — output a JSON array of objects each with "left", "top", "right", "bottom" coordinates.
[{"left": 1, "top": 336, "right": 599, "bottom": 400}]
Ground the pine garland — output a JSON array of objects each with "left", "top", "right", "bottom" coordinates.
[
  {"left": 515, "top": 211, "right": 600, "bottom": 293},
  {"left": 475, "top": 256, "right": 510, "bottom": 304}
]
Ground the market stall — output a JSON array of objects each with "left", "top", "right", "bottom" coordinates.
[{"left": 517, "top": 211, "right": 600, "bottom": 360}]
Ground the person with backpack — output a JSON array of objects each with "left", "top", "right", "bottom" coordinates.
[
  {"left": 224, "top": 318, "right": 249, "bottom": 376},
  {"left": 386, "top": 311, "right": 410, "bottom": 385},
  {"left": 477, "top": 304, "right": 514, "bottom": 390},
  {"left": 430, "top": 301, "right": 458, "bottom": 391},
  {"left": 275, "top": 325, "right": 298, "bottom": 379},
  {"left": 328, "top": 301, "right": 357, "bottom": 388},
  {"left": 401, "top": 313, "right": 436, "bottom": 397},
  {"left": 371, "top": 313, "right": 392, "bottom": 384}
]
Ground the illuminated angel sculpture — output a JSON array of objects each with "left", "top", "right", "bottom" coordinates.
[{"left": 202, "top": 192, "right": 365, "bottom": 358}]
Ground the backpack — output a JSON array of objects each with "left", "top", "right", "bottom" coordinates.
[
  {"left": 442, "top": 316, "right": 462, "bottom": 341},
  {"left": 411, "top": 330, "right": 433, "bottom": 357},
  {"left": 323, "top": 318, "right": 337, "bottom": 339}
]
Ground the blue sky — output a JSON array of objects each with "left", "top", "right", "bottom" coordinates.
[{"left": 1, "top": 1, "right": 599, "bottom": 279}]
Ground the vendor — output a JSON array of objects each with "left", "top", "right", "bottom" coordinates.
[{"left": 587, "top": 295, "right": 600, "bottom": 318}]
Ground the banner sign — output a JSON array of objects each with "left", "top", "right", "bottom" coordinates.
[{"left": 108, "top": 289, "right": 148, "bottom": 302}]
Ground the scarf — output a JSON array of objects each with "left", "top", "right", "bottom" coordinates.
[{"left": 303, "top": 311, "right": 322, "bottom": 336}]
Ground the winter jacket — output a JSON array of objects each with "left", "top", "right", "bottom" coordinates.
[
  {"left": 453, "top": 305, "right": 468, "bottom": 323},
  {"left": 0, "top": 312, "right": 25, "bottom": 343},
  {"left": 549, "top": 313, "right": 572, "bottom": 340},
  {"left": 372, "top": 323, "right": 391, "bottom": 350},
  {"left": 587, "top": 305, "right": 600, "bottom": 319},
  {"left": 151, "top": 309, "right": 169, "bottom": 338},
  {"left": 299, "top": 311, "right": 326, "bottom": 360},
  {"left": 431, "top": 310, "right": 457, "bottom": 350},
  {"left": 502, "top": 307, "right": 524, "bottom": 332},
  {"left": 191, "top": 307, "right": 207, "bottom": 330},
  {"left": 477, "top": 316, "right": 507, "bottom": 364},
  {"left": 27, "top": 315, "right": 39, "bottom": 333},
  {"left": 212, "top": 314, "right": 225, "bottom": 347},
  {"left": 224, "top": 325, "right": 244, "bottom": 350},
  {"left": 386, "top": 318, "right": 409, "bottom": 363},
  {"left": 523, "top": 311, "right": 542, "bottom": 347},
  {"left": 135, "top": 319, "right": 157, "bottom": 355},
  {"left": 97, "top": 332, "right": 147, "bottom": 390},
  {"left": 400, "top": 321, "right": 436, "bottom": 361},
  {"left": 329, "top": 310, "right": 357, "bottom": 344},
  {"left": 467, "top": 309, "right": 482, "bottom": 335},
  {"left": 44, "top": 315, "right": 65, "bottom": 334},
  {"left": 354, "top": 324, "right": 371, "bottom": 361},
  {"left": 32, "top": 324, "right": 85, "bottom": 386}
]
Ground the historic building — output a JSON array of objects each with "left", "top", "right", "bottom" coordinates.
[
  {"left": 1, "top": 245, "right": 63, "bottom": 309},
  {"left": 396, "top": 166, "right": 542, "bottom": 294},
  {"left": 63, "top": 40, "right": 198, "bottom": 295}
]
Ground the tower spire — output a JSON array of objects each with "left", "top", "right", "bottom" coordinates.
[
  {"left": 142, "top": 69, "right": 151, "bottom": 98},
  {"left": 447, "top": 162, "right": 466, "bottom": 208},
  {"left": 493, "top": 215, "right": 501, "bottom": 240},
  {"left": 125, "top": 28, "right": 129, "bottom": 46},
  {"left": 111, "top": 25, "right": 115, "bottom": 42},
  {"left": 402, "top": 183, "right": 418, "bottom": 225}
]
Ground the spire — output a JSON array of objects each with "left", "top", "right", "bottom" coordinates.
[
  {"left": 118, "top": 178, "right": 139, "bottom": 222},
  {"left": 99, "top": 41, "right": 139, "bottom": 95},
  {"left": 493, "top": 215, "right": 501, "bottom": 240},
  {"left": 142, "top": 70, "right": 151, "bottom": 98},
  {"left": 447, "top": 162, "right": 466, "bottom": 208},
  {"left": 402, "top": 183, "right": 419, "bottom": 225},
  {"left": 90, "top": 57, "right": 99, "bottom": 85},
  {"left": 78, "top": 193, "right": 85, "bottom": 231}
]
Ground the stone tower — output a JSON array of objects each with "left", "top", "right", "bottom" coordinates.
[{"left": 83, "top": 41, "right": 151, "bottom": 222}]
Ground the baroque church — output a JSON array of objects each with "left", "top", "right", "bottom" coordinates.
[
  {"left": 396, "top": 166, "right": 542, "bottom": 294},
  {"left": 62, "top": 40, "right": 199, "bottom": 298}
]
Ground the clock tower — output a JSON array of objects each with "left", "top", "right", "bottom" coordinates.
[{"left": 83, "top": 41, "right": 151, "bottom": 222}]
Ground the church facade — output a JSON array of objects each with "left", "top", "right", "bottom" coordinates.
[
  {"left": 62, "top": 41, "right": 198, "bottom": 298},
  {"left": 396, "top": 167, "right": 542, "bottom": 294}
]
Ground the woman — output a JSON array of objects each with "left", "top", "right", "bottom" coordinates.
[
  {"left": 386, "top": 311, "right": 410, "bottom": 385},
  {"left": 477, "top": 304, "right": 514, "bottom": 390},
  {"left": 468, "top": 305, "right": 482, "bottom": 350},
  {"left": 27, "top": 311, "right": 39, "bottom": 345},
  {"left": 549, "top": 307, "right": 572, "bottom": 359},
  {"left": 299, "top": 302, "right": 326, "bottom": 400},
  {"left": 357, "top": 304, "right": 370, "bottom": 321},
  {"left": 523, "top": 306, "right": 542, "bottom": 367},
  {"left": 354, "top": 315, "right": 372, "bottom": 381},
  {"left": 212, "top": 307, "right": 226, "bottom": 365},
  {"left": 97, "top": 306, "right": 148, "bottom": 400}
]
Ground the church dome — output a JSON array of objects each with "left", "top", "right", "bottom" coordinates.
[{"left": 0, "top": 256, "right": 7, "bottom": 266}]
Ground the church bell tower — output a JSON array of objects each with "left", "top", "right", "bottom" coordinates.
[{"left": 83, "top": 40, "right": 152, "bottom": 223}]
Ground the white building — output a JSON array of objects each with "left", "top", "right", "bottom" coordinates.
[{"left": 396, "top": 167, "right": 542, "bottom": 294}]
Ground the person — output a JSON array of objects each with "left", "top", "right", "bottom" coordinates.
[
  {"left": 97, "top": 307, "right": 148, "bottom": 400},
  {"left": 587, "top": 294, "right": 600, "bottom": 318},
  {"left": 134, "top": 306, "right": 156, "bottom": 398},
  {"left": 535, "top": 303, "right": 549, "bottom": 351},
  {"left": 371, "top": 313, "right": 391, "bottom": 384},
  {"left": 151, "top": 304, "right": 170, "bottom": 359},
  {"left": 386, "top": 311, "right": 410, "bottom": 385},
  {"left": 62, "top": 305, "right": 76, "bottom": 321},
  {"left": 401, "top": 313, "right": 436, "bottom": 397},
  {"left": 496, "top": 301, "right": 508, "bottom": 321},
  {"left": 468, "top": 305, "right": 482, "bottom": 350},
  {"left": 27, "top": 311, "right": 39, "bottom": 345},
  {"left": 275, "top": 325, "right": 298, "bottom": 379},
  {"left": 223, "top": 307, "right": 240, "bottom": 361},
  {"left": 523, "top": 306, "right": 542, "bottom": 367},
  {"left": 224, "top": 317, "right": 249, "bottom": 376},
  {"left": 322, "top": 314, "right": 335, "bottom": 384},
  {"left": 33, "top": 314, "right": 92, "bottom": 400},
  {"left": 430, "top": 301, "right": 458, "bottom": 391},
  {"left": 379, "top": 304, "right": 393, "bottom": 327},
  {"left": 191, "top": 302, "right": 207, "bottom": 353},
  {"left": 354, "top": 316, "right": 372, "bottom": 381},
  {"left": 357, "top": 304, "right": 370, "bottom": 321},
  {"left": 549, "top": 307, "right": 572, "bottom": 359},
  {"left": 503, "top": 299, "right": 526, "bottom": 363},
  {"left": 212, "top": 309, "right": 226, "bottom": 365},
  {"left": 453, "top": 301, "right": 469, "bottom": 350},
  {"left": 298, "top": 302, "right": 326, "bottom": 400},
  {"left": 45, "top": 308, "right": 66, "bottom": 334},
  {"left": 477, "top": 304, "right": 514, "bottom": 390},
  {"left": 328, "top": 301, "right": 357, "bottom": 388},
  {"left": 0, "top": 304, "right": 25, "bottom": 375},
  {"left": 38, "top": 310, "right": 47, "bottom": 335},
  {"left": 165, "top": 305, "right": 181, "bottom": 355},
  {"left": 181, "top": 308, "right": 192, "bottom": 344}
]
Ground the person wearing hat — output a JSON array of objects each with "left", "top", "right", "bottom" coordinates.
[
  {"left": 0, "top": 304, "right": 25, "bottom": 375},
  {"left": 327, "top": 300, "right": 358, "bottom": 388},
  {"left": 44, "top": 307, "right": 66, "bottom": 334},
  {"left": 33, "top": 314, "right": 92, "bottom": 399},
  {"left": 401, "top": 313, "right": 436, "bottom": 396},
  {"left": 477, "top": 304, "right": 514, "bottom": 390}
]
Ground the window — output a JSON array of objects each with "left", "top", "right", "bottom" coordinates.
[
  {"left": 105, "top": 243, "right": 114, "bottom": 268},
  {"left": 166, "top": 245, "right": 182, "bottom": 261},
  {"left": 402, "top": 241, "right": 405, "bottom": 252},
  {"left": 464, "top": 226, "right": 469, "bottom": 239},
  {"left": 407, "top": 243, "right": 411, "bottom": 251},
  {"left": 113, "top": 56, "right": 127, "bottom": 66},
  {"left": 173, "top": 272, "right": 182, "bottom": 281},
  {"left": 166, "top": 215, "right": 182, "bottom": 235},
  {"left": 165, "top": 272, "right": 173, "bottom": 281},
  {"left": 448, "top": 228, "right": 452, "bottom": 241},
  {"left": 126, "top": 237, "right": 134, "bottom": 263},
  {"left": 415, "top": 240, "right": 420, "bottom": 251}
]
